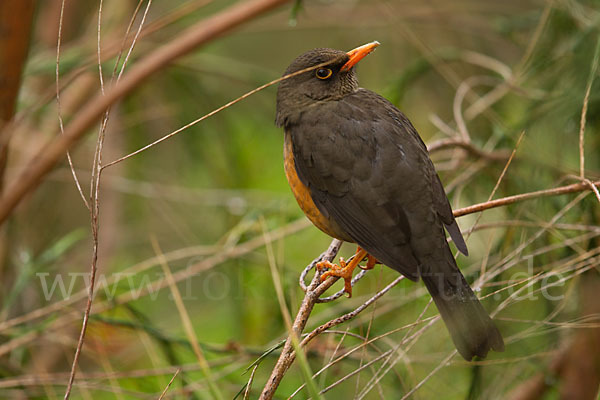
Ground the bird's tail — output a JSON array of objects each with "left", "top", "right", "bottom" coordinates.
[{"left": 420, "top": 246, "right": 504, "bottom": 360}]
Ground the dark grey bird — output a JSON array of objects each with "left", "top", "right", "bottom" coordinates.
[{"left": 276, "top": 42, "right": 504, "bottom": 360}]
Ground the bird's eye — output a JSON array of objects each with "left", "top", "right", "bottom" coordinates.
[{"left": 315, "top": 68, "right": 333, "bottom": 80}]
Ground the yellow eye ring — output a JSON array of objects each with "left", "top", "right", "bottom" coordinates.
[{"left": 315, "top": 68, "right": 333, "bottom": 80}]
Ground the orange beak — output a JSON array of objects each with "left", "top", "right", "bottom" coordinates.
[{"left": 341, "top": 41, "right": 380, "bottom": 72}]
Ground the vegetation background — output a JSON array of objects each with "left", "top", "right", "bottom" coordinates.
[{"left": 0, "top": 0, "right": 599, "bottom": 399}]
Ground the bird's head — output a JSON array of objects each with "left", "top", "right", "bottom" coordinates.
[{"left": 276, "top": 41, "right": 379, "bottom": 127}]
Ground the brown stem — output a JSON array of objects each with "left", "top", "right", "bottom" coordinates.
[
  {"left": 453, "top": 180, "right": 600, "bottom": 218},
  {"left": 0, "top": 0, "right": 290, "bottom": 225},
  {"left": 259, "top": 240, "right": 342, "bottom": 400}
]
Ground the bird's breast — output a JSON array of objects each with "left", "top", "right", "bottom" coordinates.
[{"left": 283, "top": 130, "right": 352, "bottom": 242}]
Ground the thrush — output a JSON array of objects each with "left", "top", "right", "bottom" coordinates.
[{"left": 275, "top": 42, "right": 504, "bottom": 361}]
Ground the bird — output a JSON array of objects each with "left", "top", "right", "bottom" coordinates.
[{"left": 275, "top": 42, "right": 504, "bottom": 361}]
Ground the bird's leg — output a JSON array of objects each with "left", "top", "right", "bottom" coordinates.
[{"left": 316, "top": 247, "right": 369, "bottom": 297}]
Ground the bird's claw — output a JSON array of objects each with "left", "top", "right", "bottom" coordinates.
[
  {"left": 317, "top": 257, "right": 354, "bottom": 297},
  {"left": 358, "top": 254, "right": 378, "bottom": 270}
]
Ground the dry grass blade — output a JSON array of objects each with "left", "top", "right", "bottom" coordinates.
[
  {"left": 485, "top": 191, "right": 591, "bottom": 284},
  {"left": 578, "top": 35, "right": 600, "bottom": 179},
  {"left": 288, "top": 317, "right": 438, "bottom": 398},
  {"left": 152, "top": 237, "right": 224, "bottom": 400}
]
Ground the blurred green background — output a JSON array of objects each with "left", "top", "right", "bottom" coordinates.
[{"left": 1, "top": 0, "right": 600, "bottom": 398}]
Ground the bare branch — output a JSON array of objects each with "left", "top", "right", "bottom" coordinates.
[{"left": 453, "top": 180, "right": 600, "bottom": 218}]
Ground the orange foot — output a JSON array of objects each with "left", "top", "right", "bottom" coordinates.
[{"left": 316, "top": 247, "right": 377, "bottom": 297}]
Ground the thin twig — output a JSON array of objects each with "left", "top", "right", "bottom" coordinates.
[
  {"left": 243, "top": 365, "right": 259, "bottom": 400},
  {"left": 452, "top": 180, "right": 600, "bottom": 218},
  {"left": 56, "top": 0, "right": 89, "bottom": 210},
  {"left": 288, "top": 317, "right": 438, "bottom": 399},
  {"left": 357, "top": 317, "right": 439, "bottom": 399},
  {"left": 63, "top": 1, "right": 109, "bottom": 396},
  {"left": 453, "top": 76, "right": 501, "bottom": 142},
  {"left": 158, "top": 368, "right": 181, "bottom": 400},
  {"left": 569, "top": 175, "right": 600, "bottom": 204}
]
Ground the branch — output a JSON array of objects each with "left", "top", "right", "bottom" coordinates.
[
  {"left": 259, "top": 239, "right": 343, "bottom": 400},
  {"left": 0, "top": 0, "right": 290, "bottom": 225},
  {"left": 453, "top": 179, "right": 600, "bottom": 218}
]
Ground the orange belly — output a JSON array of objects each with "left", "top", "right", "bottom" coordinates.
[{"left": 284, "top": 132, "right": 352, "bottom": 242}]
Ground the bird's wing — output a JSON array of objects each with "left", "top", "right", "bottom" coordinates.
[
  {"left": 289, "top": 89, "right": 466, "bottom": 278},
  {"left": 366, "top": 90, "right": 468, "bottom": 256},
  {"left": 432, "top": 173, "right": 468, "bottom": 255}
]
